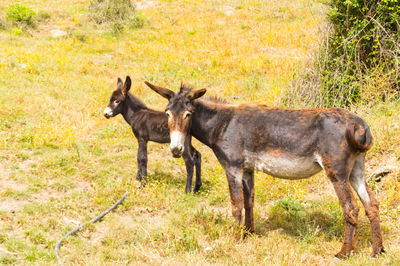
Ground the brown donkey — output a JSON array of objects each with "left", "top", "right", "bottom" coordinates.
[
  {"left": 144, "top": 81, "right": 384, "bottom": 258},
  {"left": 104, "top": 76, "right": 202, "bottom": 193}
]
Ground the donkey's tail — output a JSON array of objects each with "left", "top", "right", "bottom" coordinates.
[{"left": 345, "top": 123, "right": 373, "bottom": 152}]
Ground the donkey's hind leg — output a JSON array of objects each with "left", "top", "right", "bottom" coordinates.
[
  {"left": 324, "top": 157, "right": 359, "bottom": 258},
  {"left": 192, "top": 146, "right": 202, "bottom": 193},
  {"left": 350, "top": 153, "right": 384, "bottom": 257}
]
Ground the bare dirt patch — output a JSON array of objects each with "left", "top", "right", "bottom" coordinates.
[{"left": 0, "top": 161, "right": 11, "bottom": 179}]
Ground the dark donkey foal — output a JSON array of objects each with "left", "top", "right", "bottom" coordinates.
[
  {"left": 104, "top": 76, "right": 202, "bottom": 193},
  {"left": 145, "top": 81, "right": 384, "bottom": 258}
]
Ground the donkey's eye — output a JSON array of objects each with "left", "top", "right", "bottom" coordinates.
[
  {"left": 114, "top": 100, "right": 121, "bottom": 104},
  {"left": 183, "top": 111, "right": 192, "bottom": 119},
  {"left": 166, "top": 110, "right": 172, "bottom": 119}
]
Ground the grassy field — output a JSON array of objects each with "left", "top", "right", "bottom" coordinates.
[{"left": 0, "top": 0, "right": 399, "bottom": 265}]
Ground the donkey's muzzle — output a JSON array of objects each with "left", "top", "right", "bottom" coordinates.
[
  {"left": 104, "top": 107, "right": 113, "bottom": 118},
  {"left": 169, "top": 131, "right": 185, "bottom": 158},
  {"left": 171, "top": 145, "right": 183, "bottom": 158}
]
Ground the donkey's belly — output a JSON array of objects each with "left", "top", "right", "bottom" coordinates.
[{"left": 244, "top": 151, "right": 322, "bottom": 179}]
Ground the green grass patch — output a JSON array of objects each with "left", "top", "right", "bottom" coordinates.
[{"left": 263, "top": 198, "right": 343, "bottom": 242}]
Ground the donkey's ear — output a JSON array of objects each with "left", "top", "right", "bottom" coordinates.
[
  {"left": 188, "top": 88, "right": 207, "bottom": 101},
  {"left": 144, "top": 81, "right": 175, "bottom": 100},
  {"left": 117, "top": 78, "right": 123, "bottom": 90},
  {"left": 122, "top": 76, "right": 131, "bottom": 96}
]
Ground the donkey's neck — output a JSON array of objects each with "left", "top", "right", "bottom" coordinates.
[
  {"left": 121, "top": 93, "right": 148, "bottom": 125},
  {"left": 191, "top": 99, "right": 232, "bottom": 147}
]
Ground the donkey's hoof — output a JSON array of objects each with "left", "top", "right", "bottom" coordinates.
[
  {"left": 335, "top": 246, "right": 354, "bottom": 259},
  {"left": 139, "top": 181, "right": 147, "bottom": 189},
  {"left": 334, "top": 252, "right": 349, "bottom": 260},
  {"left": 193, "top": 186, "right": 201, "bottom": 193},
  {"left": 371, "top": 247, "right": 385, "bottom": 257}
]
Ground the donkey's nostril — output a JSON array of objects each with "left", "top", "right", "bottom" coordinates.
[
  {"left": 170, "top": 145, "right": 184, "bottom": 158},
  {"left": 104, "top": 107, "right": 113, "bottom": 118}
]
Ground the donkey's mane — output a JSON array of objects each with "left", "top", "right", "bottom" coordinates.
[
  {"left": 203, "top": 95, "right": 229, "bottom": 104},
  {"left": 180, "top": 83, "right": 229, "bottom": 104},
  {"left": 127, "top": 92, "right": 148, "bottom": 109}
]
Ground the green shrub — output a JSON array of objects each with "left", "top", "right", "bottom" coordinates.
[
  {"left": 6, "top": 4, "right": 36, "bottom": 27},
  {"left": 282, "top": 0, "right": 400, "bottom": 107},
  {"left": 37, "top": 11, "right": 50, "bottom": 21},
  {"left": 89, "top": 0, "right": 135, "bottom": 24},
  {"left": 129, "top": 12, "right": 148, "bottom": 29},
  {"left": 89, "top": 0, "right": 148, "bottom": 33},
  {"left": 0, "top": 18, "right": 6, "bottom": 30}
]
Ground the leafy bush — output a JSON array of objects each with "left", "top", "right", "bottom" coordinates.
[
  {"left": 281, "top": 0, "right": 400, "bottom": 107},
  {"left": 129, "top": 12, "right": 148, "bottom": 29},
  {"left": 37, "top": 11, "right": 51, "bottom": 21},
  {"left": 89, "top": 0, "right": 147, "bottom": 33},
  {"left": 89, "top": 0, "right": 135, "bottom": 24},
  {"left": 6, "top": 4, "right": 36, "bottom": 27},
  {"left": 0, "top": 19, "right": 6, "bottom": 30}
]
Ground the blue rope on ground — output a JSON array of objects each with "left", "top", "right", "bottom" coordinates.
[{"left": 54, "top": 191, "right": 129, "bottom": 265}]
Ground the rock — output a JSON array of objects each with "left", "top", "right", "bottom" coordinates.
[
  {"left": 93, "top": 59, "right": 106, "bottom": 65},
  {"left": 222, "top": 6, "right": 234, "bottom": 16},
  {"left": 204, "top": 244, "right": 216, "bottom": 252},
  {"left": 50, "top": 29, "right": 67, "bottom": 38},
  {"left": 135, "top": 1, "right": 156, "bottom": 10}
]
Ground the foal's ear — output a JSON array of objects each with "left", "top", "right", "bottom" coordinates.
[
  {"left": 144, "top": 81, "right": 175, "bottom": 100},
  {"left": 117, "top": 77, "right": 123, "bottom": 90},
  {"left": 122, "top": 76, "right": 131, "bottom": 96},
  {"left": 188, "top": 88, "right": 207, "bottom": 101}
]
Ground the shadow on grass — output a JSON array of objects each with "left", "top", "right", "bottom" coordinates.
[
  {"left": 256, "top": 198, "right": 391, "bottom": 251},
  {"left": 149, "top": 168, "right": 215, "bottom": 193},
  {"left": 256, "top": 199, "right": 344, "bottom": 242},
  {"left": 149, "top": 169, "right": 187, "bottom": 187}
]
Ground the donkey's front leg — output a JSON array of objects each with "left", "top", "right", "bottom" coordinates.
[
  {"left": 243, "top": 170, "right": 255, "bottom": 233},
  {"left": 225, "top": 167, "right": 244, "bottom": 225},
  {"left": 192, "top": 146, "right": 202, "bottom": 193},
  {"left": 137, "top": 139, "right": 148, "bottom": 184},
  {"left": 182, "top": 148, "right": 195, "bottom": 194}
]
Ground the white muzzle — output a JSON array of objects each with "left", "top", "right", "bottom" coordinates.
[
  {"left": 104, "top": 106, "right": 113, "bottom": 117},
  {"left": 170, "top": 131, "right": 185, "bottom": 157}
]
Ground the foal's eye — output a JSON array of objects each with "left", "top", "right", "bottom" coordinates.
[
  {"left": 183, "top": 111, "right": 192, "bottom": 119},
  {"left": 166, "top": 110, "right": 172, "bottom": 119},
  {"left": 114, "top": 100, "right": 121, "bottom": 104}
]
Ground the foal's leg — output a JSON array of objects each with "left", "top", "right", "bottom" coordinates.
[
  {"left": 243, "top": 170, "right": 255, "bottom": 233},
  {"left": 137, "top": 139, "right": 148, "bottom": 184},
  {"left": 182, "top": 148, "right": 195, "bottom": 194},
  {"left": 324, "top": 158, "right": 359, "bottom": 258},
  {"left": 350, "top": 153, "right": 384, "bottom": 257},
  {"left": 225, "top": 167, "right": 244, "bottom": 225},
  {"left": 192, "top": 146, "right": 202, "bottom": 193}
]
